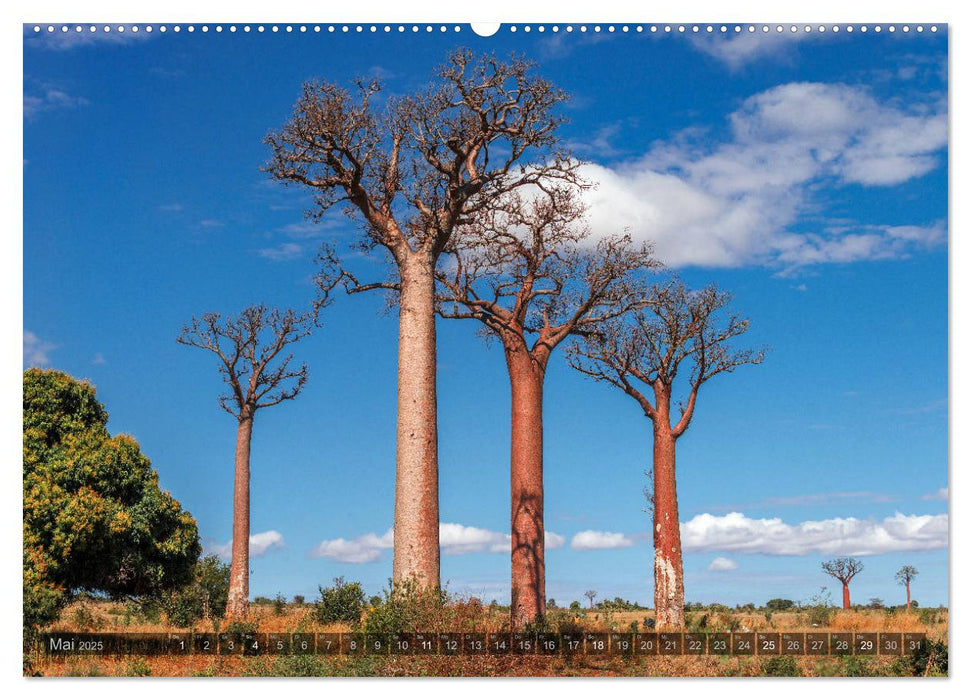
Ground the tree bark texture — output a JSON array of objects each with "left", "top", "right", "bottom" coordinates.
[
  {"left": 226, "top": 413, "right": 253, "bottom": 619},
  {"left": 392, "top": 257, "right": 441, "bottom": 588},
  {"left": 505, "top": 342, "right": 547, "bottom": 629},
  {"left": 652, "top": 390, "right": 685, "bottom": 629},
  {"left": 843, "top": 583, "right": 851, "bottom": 609}
]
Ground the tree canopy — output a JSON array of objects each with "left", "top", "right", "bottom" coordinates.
[{"left": 23, "top": 369, "right": 201, "bottom": 629}]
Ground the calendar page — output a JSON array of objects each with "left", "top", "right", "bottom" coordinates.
[{"left": 22, "top": 20, "right": 948, "bottom": 680}]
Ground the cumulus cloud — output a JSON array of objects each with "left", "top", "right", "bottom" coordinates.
[
  {"left": 921, "top": 487, "right": 948, "bottom": 501},
  {"left": 310, "top": 528, "right": 393, "bottom": 564},
  {"left": 581, "top": 82, "right": 946, "bottom": 273},
  {"left": 708, "top": 557, "right": 738, "bottom": 571},
  {"left": 570, "top": 530, "right": 636, "bottom": 551},
  {"left": 310, "top": 523, "right": 565, "bottom": 563},
  {"left": 24, "top": 330, "right": 56, "bottom": 366},
  {"left": 205, "top": 530, "right": 286, "bottom": 560},
  {"left": 681, "top": 511, "right": 947, "bottom": 556}
]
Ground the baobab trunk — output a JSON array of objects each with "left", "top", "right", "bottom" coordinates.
[
  {"left": 842, "top": 583, "right": 851, "bottom": 609},
  {"left": 652, "top": 424, "right": 685, "bottom": 629},
  {"left": 906, "top": 581, "right": 912, "bottom": 610},
  {"left": 226, "top": 413, "right": 253, "bottom": 619},
  {"left": 505, "top": 342, "right": 547, "bottom": 628},
  {"left": 392, "top": 256, "right": 440, "bottom": 588}
]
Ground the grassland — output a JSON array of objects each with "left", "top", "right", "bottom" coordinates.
[{"left": 25, "top": 600, "right": 948, "bottom": 678}]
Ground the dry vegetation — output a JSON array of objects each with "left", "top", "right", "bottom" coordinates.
[{"left": 27, "top": 600, "right": 948, "bottom": 678}]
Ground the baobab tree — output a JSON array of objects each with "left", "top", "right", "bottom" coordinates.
[
  {"left": 178, "top": 305, "right": 315, "bottom": 619},
  {"left": 568, "top": 280, "right": 765, "bottom": 628},
  {"left": 435, "top": 186, "right": 658, "bottom": 627},
  {"left": 585, "top": 590, "right": 597, "bottom": 609},
  {"left": 822, "top": 557, "right": 864, "bottom": 609},
  {"left": 266, "top": 49, "right": 578, "bottom": 588},
  {"left": 896, "top": 565, "right": 919, "bottom": 610}
]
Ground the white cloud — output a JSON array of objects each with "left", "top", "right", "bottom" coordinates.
[
  {"left": 23, "top": 85, "right": 88, "bottom": 119},
  {"left": 582, "top": 82, "right": 946, "bottom": 273},
  {"left": 708, "top": 556, "right": 738, "bottom": 571},
  {"left": 921, "top": 487, "right": 948, "bottom": 501},
  {"left": 689, "top": 31, "right": 814, "bottom": 71},
  {"left": 25, "top": 25, "right": 157, "bottom": 51},
  {"left": 24, "top": 331, "right": 56, "bottom": 367},
  {"left": 205, "top": 530, "right": 285, "bottom": 560},
  {"left": 91, "top": 352, "right": 107, "bottom": 366},
  {"left": 310, "top": 523, "right": 566, "bottom": 563},
  {"left": 681, "top": 511, "right": 948, "bottom": 556},
  {"left": 310, "top": 528, "right": 393, "bottom": 564},
  {"left": 570, "top": 530, "right": 635, "bottom": 551},
  {"left": 258, "top": 242, "right": 304, "bottom": 261}
]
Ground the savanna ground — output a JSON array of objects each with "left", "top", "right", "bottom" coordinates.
[{"left": 26, "top": 598, "right": 948, "bottom": 678}]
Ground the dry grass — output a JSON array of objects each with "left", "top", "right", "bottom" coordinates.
[{"left": 30, "top": 603, "right": 947, "bottom": 677}]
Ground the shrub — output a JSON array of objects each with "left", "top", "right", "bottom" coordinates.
[
  {"left": 765, "top": 598, "right": 795, "bottom": 612},
  {"left": 70, "top": 603, "right": 103, "bottom": 631},
  {"left": 841, "top": 656, "right": 877, "bottom": 677},
  {"left": 762, "top": 655, "right": 800, "bottom": 677},
  {"left": 159, "top": 555, "right": 231, "bottom": 627},
  {"left": 120, "top": 658, "right": 152, "bottom": 677},
  {"left": 293, "top": 595, "right": 305, "bottom": 606},
  {"left": 898, "top": 639, "right": 948, "bottom": 676},
  {"left": 362, "top": 578, "right": 452, "bottom": 636},
  {"left": 315, "top": 577, "right": 366, "bottom": 626},
  {"left": 273, "top": 593, "right": 287, "bottom": 616}
]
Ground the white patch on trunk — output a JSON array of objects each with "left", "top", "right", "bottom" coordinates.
[{"left": 655, "top": 550, "right": 678, "bottom": 603}]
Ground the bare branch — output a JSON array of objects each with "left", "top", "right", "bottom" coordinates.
[
  {"left": 569, "top": 277, "right": 766, "bottom": 434},
  {"left": 178, "top": 304, "right": 315, "bottom": 420},
  {"left": 435, "top": 185, "right": 660, "bottom": 367}
]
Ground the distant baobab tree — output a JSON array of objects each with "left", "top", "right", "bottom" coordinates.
[
  {"left": 178, "top": 305, "right": 316, "bottom": 619},
  {"left": 895, "top": 565, "right": 919, "bottom": 610},
  {"left": 822, "top": 557, "right": 865, "bottom": 609},
  {"left": 568, "top": 280, "right": 765, "bottom": 629},
  {"left": 435, "top": 186, "right": 658, "bottom": 627},
  {"left": 585, "top": 590, "right": 597, "bottom": 609},
  {"left": 266, "top": 49, "right": 579, "bottom": 589}
]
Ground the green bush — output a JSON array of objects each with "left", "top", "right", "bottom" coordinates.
[
  {"left": 361, "top": 578, "right": 451, "bottom": 636},
  {"left": 120, "top": 658, "right": 152, "bottom": 677},
  {"left": 762, "top": 655, "right": 800, "bottom": 677},
  {"left": 159, "top": 555, "right": 231, "bottom": 627},
  {"left": 841, "top": 656, "right": 877, "bottom": 677},
  {"left": 889, "top": 639, "right": 948, "bottom": 676},
  {"left": 273, "top": 593, "right": 287, "bottom": 616},
  {"left": 315, "top": 577, "right": 367, "bottom": 626}
]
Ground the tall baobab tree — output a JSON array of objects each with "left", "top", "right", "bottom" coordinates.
[
  {"left": 822, "top": 557, "right": 865, "bottom": 609},
  {"left": 178, "top": 305, "right": 316, "bottom": 619},
  {"left": 585, "top": 590, "right": 597, "bottom": 609},
  {"left": 895, "top": 565, "right": 919, "bottom": 610},
  {"left": 435, "top": 186, "right": 658, "bottom": 627},
  {"left": 266, "top": 49, "right": 578, "bottom": 588},
  {"left": 568, "top": 280, "right": 765, "bottom": 628}
]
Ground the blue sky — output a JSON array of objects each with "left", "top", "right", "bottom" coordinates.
[{"left": 23, "top": 24, "right": 948, "bottom": 608}]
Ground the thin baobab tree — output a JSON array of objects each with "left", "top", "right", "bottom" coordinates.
[
  {"left": 266, "top": 49, "right": 578, "bottom": 588},
  {"left": 178, "top": 305, "right": 316, "bottom": 619},
  {"left": 568, "top": 280, "right": 765, "bottom": 628},
  {"left": 823, "top": 557, "right": 865, "bottom": 609},
  {"left": 435, "top": 186, "right": 659, "bottom": 627},
  {"left": 896, "top": 565, "right": 919, "bottom": 610}
]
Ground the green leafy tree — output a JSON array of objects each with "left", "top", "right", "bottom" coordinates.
[
  {"left": 23, "top": 369, "right": 201, "bottom": 633},
  {"left": 765, "top": 598, "right": 796, "bottom": 611}
]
